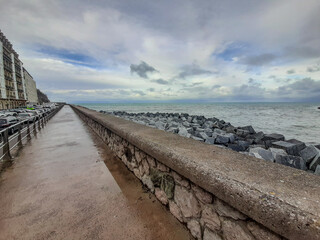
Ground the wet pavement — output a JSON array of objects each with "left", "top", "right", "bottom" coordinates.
[{"left": 0, "top": 105, "right": 192, "bottom": 240}]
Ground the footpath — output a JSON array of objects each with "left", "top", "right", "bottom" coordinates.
[{"left": 0, "top": 105, "right": 192, "bottom": 240}]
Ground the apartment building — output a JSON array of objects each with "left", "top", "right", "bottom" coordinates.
[
  {"left": 24, "top": 68, "right": 38, "bottom": 104},
  {"left": 0, "top": 30, "right": 27, "bottom": 109}
]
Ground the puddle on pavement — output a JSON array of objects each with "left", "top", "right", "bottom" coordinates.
[{"left": 86, "top": 125, "right": 193, "bottom": 240}]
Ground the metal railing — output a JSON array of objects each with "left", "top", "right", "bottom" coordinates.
[{"left": 0, "top": 105, "right": 63, "bottom": 164}]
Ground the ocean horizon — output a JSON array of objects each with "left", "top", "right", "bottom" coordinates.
[{"left": 78, "top": 102, "right": 320, "bottom": 143}]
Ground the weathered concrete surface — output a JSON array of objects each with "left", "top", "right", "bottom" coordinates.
[
  {"left": 72, "top": 105, "right": 320, "bottom": 240},
  {"left": 0, "top": 105, "right": 192, "bottom": 240}
]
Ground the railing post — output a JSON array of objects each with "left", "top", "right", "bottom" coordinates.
[
  {"left": 38, "top": 118, "right": 41, "bottom": 131},
  {"left": 27, "top": 121, "right": 31, "bottom": 140},
  {"left": 3, "top": 129, "right": 12, "bottom": 161},
  {"left": 33, "top": 120, "right": 37, "bottom": 136},
  {"left": 17, "top": 123, "right": 23, "bottom": 148}
]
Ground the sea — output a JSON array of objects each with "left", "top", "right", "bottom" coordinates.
[{"left": 79, "top": 102, "right": 320, "bottom": 143}]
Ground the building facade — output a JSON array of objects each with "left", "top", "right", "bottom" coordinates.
[
  {"left": 24, "top": 68, "right": 38, "bottom": 104},
  {"left": 0, "top": 30, "right": 27, "bottom": 109}
]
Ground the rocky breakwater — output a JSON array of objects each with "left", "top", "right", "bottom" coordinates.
[{"left": 100, "top": 110, "right": 320, "bottom": 175}]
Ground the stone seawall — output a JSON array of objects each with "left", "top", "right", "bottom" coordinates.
[{"left": 71, "top": 105, "right": 320, "bottom": 240}]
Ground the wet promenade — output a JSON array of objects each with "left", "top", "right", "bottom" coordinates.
[{"left": 0, "top": 106, "right": 192, "bottom": 240}]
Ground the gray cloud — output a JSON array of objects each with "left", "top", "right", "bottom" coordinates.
[
  {"left": 1, "top": 0, "right": 320, "bottom": 102},
  {"left": 151, "top": 78, "right": 169, "bottom": 85},
  {"left": 307, "top": 63, "right": 320, "bottom": 72},
  {"left": 177, "top": 64, "right": 212, "bottom": 79},
  {"left": 239, "top": 53, "right": 276, "bottom": 66},
  {"left": 130, "top": 61, "right": 157, "bottom": 78},
  {"left": 211, "top": 84, "right": 221, "bottom": 90},
  {"left": 287, "top": 69, "right": 295, "bottom": 74},
  {"left": 278, "top": 78, "right": 320, "bottom": 95}
]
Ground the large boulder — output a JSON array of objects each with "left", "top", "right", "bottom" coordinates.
[
  {"left": 197, "top": 131, "right": 209, "bottom": 141},
  {"left": 228, "top": 141, "right": 250, "bottom": 152},
  {"left": 271, "top": 141, "right": 302, "bottom": 156},
  {"left": 315, "top": 165, "right": 320, "bottom": 176},
  {"left": 205, "top": 137, "right": 216, "bottom": 145},
  {"left": 286, "top": 139, "right": 306, "bottom": 152},
  {"left": 238, "top": 125, "right": 256, "bottom": 134},
  {"left": 178, "top": 127, "right": 191, "bottom": 138},
  {"left": 249, "top": 147, "right": 274, "bottom": 162},
  {"left": 309, "top": 153, "right": 320, "bottom": 171},
  {"left": 236, "top": 128, "right": 250, "bottom": 138},
  {"left": 275, "top": 155, "right": 307, "bottom": 170},
  {"left": 269, "top": 147, "right": 287, "bottom": 159},
  {"left": 252, "top": 131, "right": 264, "bottom": 144},
  {"left": 262, "top": 133, "right": 285, "bottom": 141},
  {"left": 299, "top": 145, "right": 319, "bottom": 163}
]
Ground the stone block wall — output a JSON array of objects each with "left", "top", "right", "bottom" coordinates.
[{"left": 72, "top": 105, "right": 320, "bottom": 240}]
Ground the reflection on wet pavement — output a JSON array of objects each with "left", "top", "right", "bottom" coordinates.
[{"left": 0, "top": 105, "right": 192, "bottom": 240}]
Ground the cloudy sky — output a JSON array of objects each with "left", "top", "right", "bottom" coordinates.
[{"left": 0, "top": 0, "right": 320, "bottom": 102}]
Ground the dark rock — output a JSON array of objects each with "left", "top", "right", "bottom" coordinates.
[
  {"left": 167, "top": 127, "right": 178, "bottom": 133},
  {"left": 309, "top": 153, "right": 320, "bottom": 171},
  {"left": 271, "top": 141, "right": 302, "bottom": 156},
  {"left": 286, "top": 139, "right": 306, "bottom": 152},
  {"left": 225, "top": 133, "right": 236, "bottom": 143},
  {"left": 315, "top": 165, "right": 320, "bottom": 175},
  {"left": 275, "top": 155, "right": 307, "bottom": 170},
  {"left": 215, "top": 134, "right": 229, "bottom": 144},
  {"left": 224, "top": 126, "right": 236, "bottom": 133},
  {"left": 252, "top": 131, "right": 264, "bottom": 144},
  {"left": 262, "top": 133, "right": 285, "bottom": 149},
  {"left": 299, "top": 145, "right": 319, "bottom": 163},
  {"left": 236, "top": 129, "right": 250, "bottom": 138},
  {"left": 238, "top": 125, "right": 256, "bottom": 134},
  {"left": 228, "top": 140, "right": 250, "bottom": 152},
  {"left": 228, "top": 144, "right": 243, "bottom": 152},
  {"left": 262, "top": 133, "right": 285, "bottom": 142},
  {"left": 238, "top": 141, "right": 250, "bottom": 151}
]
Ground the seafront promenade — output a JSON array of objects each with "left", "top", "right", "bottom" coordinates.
[{"left": 0, "top": 105, "right": 192, "bottom": 240}]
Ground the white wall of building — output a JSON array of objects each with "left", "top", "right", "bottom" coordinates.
[
  {"left": 0, "top": 42, "right": 7, "bottom": 99},
  {"left": 24, "top": 70, "right": 38, "bottom": 103}
]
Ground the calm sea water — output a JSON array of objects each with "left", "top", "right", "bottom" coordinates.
[{"left": 79, "top": 102, "right": 320, "bottom": 143}]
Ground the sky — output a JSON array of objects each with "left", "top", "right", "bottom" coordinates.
[{"left": 0, "top": 0, "right": 320, "bottom": 103}]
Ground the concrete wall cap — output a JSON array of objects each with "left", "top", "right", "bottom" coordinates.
[{"left": 72, "top": 105, "right": 320, "bottom": 240}]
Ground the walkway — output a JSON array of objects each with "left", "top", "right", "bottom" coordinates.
[{"left": 0, "top": 105, "right": 192, "bottom": 240}]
